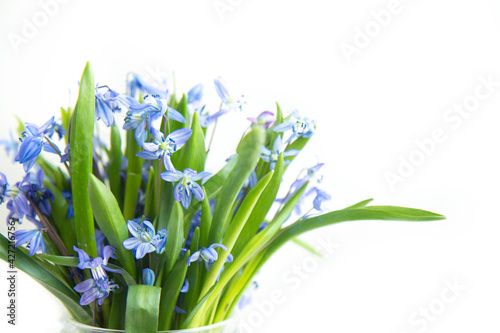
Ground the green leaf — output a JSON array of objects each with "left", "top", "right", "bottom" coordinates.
[
  {"left": 232, "top": 154, "right": 284, "bottom": 257},
  {"left": 199, "top": 188, "right": 212, "bottom": 248},
  {"left": 202, "top": 171, "right": 273, "bottom": 296},
  {"left": 292, "top": 238, "right": 323, "bottom": 258},
  {"left": 125, "top": 285, "right": 162, "bottom": 333},
  {"left": 344, "top": 198, "right": 374, "bottom": 209},
  {"left": 109, "top": 289, "right": 127, "bottom": 329},
  {"left": 180, "top": 228, "right": 200, "bottom": 324},
  {"left": 143, "top": 166, "right": 156, "bottom": 218},
  {"left": 163, "top": 201, "right": 184, "bottom": 277},
  {"left": 182, "top": 285, "right": 217, "bottom": 329},
  {"left": 108, "top": 125, "right": 123, "bottom": 207},
  {"left": 158, "top": 251, "right": 189, "bottom": 330},
  {"left": 123, "top": 130, "right": 144, "bottom": 220},
  {"left": 176, "top": 111, "right": 206, "bottom": 172},
  {"left": 60, "top": 106, "right": 71, "bottom": 145},
  {"left": 43, "top": 181, "right": 76, "bottom": 251},
  {"left": 208, "top": 128, "right": 265, "bottom": 244},
  {"left": 169, "top": 94, "right": 190, "bottom": 135},
  {"left": 88, "top": 174, "right": 137, "bottom": 279},
  {"left": 70, "top": 62, "right": 97, "bottom": 258}
]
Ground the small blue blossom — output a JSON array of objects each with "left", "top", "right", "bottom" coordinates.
[
  {"left": 13, "top": 215, "right": 45, "bottom": 256},
  {"left": 248, "top": 111, "right": 275, "bottom": 129},
  {"left": 0, "top": 173, "right": 31, "bottom": 220},
  {"left": 95, "top": 85, "right": 131, "bottom": 127},
  {"left": 272, "top": 110, "right": 316, "bottom": 142},
  {"left": 123, "top": 219, "right": 164, "bottom": 259},
  {"left": 260, "top": 135, "right": 300, "bottom": 170},
  {"left": 307, "top": 187, "right": 331, "bottom": 212},
  {"left": 0, "top": 131, "right": 19, "bottom": 161},
  {"left": 126, "top": 73, "right": 169, "bottom": 99},
  {"left": 239, "top": 281, "right": 259, "bottom": 310},
  {"left": 187, "top": 243, "right": 231, "bottom": 271},
  {"left": 142, "top": 268, "right": 155, "bottom": 286},
  {"left": 136, "top": 128, "right": 192, "bottom": 172},
  {"left": 187, "top": 84, "right": 204, "bottom": 113},
  {"left": 198, "top": 107, "right": 227, "bottom": 128},
  {"left": 15, "top": 117, "right": 57, "bottom": 172},
  {"left": 61, "top": 190, "right": 74, "bottom": 218},
  {"left": 19, "top": 169, "right": 54, "bottom": 216},
  {"left": 124, "top": 95, "right": 185, "bottom": 144},
  {"left": 214, "top": 77, "right": 246, "bottom": 113},
  {"left": 74, "top": 277, "right": 119, "bottom": 306},
  {"left": 161, "top": 168, "right": 212, "bottom": 209}
]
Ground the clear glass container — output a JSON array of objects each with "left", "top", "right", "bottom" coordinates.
[{"left": 61, "top": 316, "right": 240, "bottom": 333}]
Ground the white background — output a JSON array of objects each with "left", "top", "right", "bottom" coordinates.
[{"left": 1, "top": 0, "right": 500, "bottom": 332}]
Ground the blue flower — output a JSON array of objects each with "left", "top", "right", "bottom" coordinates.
[
  {"left": 198, "top": 107, "right": 227, "bottom": 128},
  {"left": 214, "top": 77, "right": 246, "bottom": 113},
  {"left": 15, "top": 117, "right": 57, "bottom": 172},
  {"left": 74, "top": 277, "right": 119, "bottom": 306},
  {"left": 73, "top": 245, "right": 122, "bottom": 306},
  {"left": 124, "top": 95, "right": 185, "bottom": 144},
  {"left": 61, "top": 190, "right": 74, "bottom": 218},
  {"left": 14, "top": 215, "right": 45, "bottom": 256},
  {"left": 260, "top": 135, "right": 300, "bottom": 170},
  {"left": 161, "top": 168, "right": 212, "bottom": 209},
  {"left": 126, "top": 73, "right": 169, "bottom": 99},
  {"left": 142, "top": 268, "right": 155, "bottom": 286},
  {"left": 123, "top": 219, "right": 164, "bottom": 259},
  {"left": 187, "top": 243, "right": 232, "bottom": 271},
  {"left": 0, "top": 131, "right": 19, "bottom": 161},
  {"left": 0, "top": 173, "right": 31, "bottom": 220},
  {"left": 19, "top": 169, "right": 54, "bottom": 216},
  {"left": 136, "top": 128, "right": 192, "bottom": 172},
  {"left": 248, "top": 111, "right": 275, "bottom": 129},
  {"left": 188, "top": 84, "right": 204, "bottom": 113},
  {"left": 95, "top": 85, "right": 131, "bottom": 127},
  {"left": 307, "top": 187, "right": 331, "bottom": 212},
  {"left": 272, "top": 110, "right": 315, "bottom": 142}
]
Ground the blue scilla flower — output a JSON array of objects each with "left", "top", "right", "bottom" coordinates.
[
  {"left": 73, "top": 245, "right": 122, "bottom": 306},
  {"left": 19, "top": 169, "right": 54, "bottom": 216},
  {"left": 95, "top": 85, "right": 131, "bottom": 127},
  {"left": 124, "top": 95, "right": 185, "bottom": 144},
  {"left": 214, "top": 77, "right": 246, "bottom": 113},
  {"left": 248, "top": 111, "right": 275, "bottom": 130},
  {"left": 198, "top": 107, "right": 228, "bottom": 128},
  {"left": 14, "top": 215, "right": 45, "bottom": 256},
  {"left": 161, "top": 168, "right": 212, "bottom": 209},
  {"left": 0, "top": 131, "right": 19, "bottom": 162},
  {"left": 123, "top": 219, "right": 164, "bottom": 259},
  {"left": 290, "top": 162, "right": 325, "bottom": 193},
  {"left": 74, "top": 276, "right": 119, "bottom": 306},
  {"left": 188, "top": 83, "right": 204, "bottom": 113},
  {"left": 187, "top": 243, "right": 232, "bottom": 271},
  {"left": 0, "top": 173, "right": 31, "bottom": 220},
  {"left": 136, "top": 128, "right": 192, "bottom": 172},
  {"left": 126, "top": 73, "right": 169, "bottom": 99},
  {"left": 307, "top": 187, "right": 331, "bottom": 212},
  {"left": 260, "top": 135, "right": 300, "bottom": 170},
  {"left": 272, "top": 110, "right": 316, "bottom": 142},
  {"left": 15, "top": 117, "right": 57, "bottom": 172}
]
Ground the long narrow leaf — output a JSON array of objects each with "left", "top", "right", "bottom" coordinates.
[{"left": 125, "top": 285, "right": 162, "bottom": 333}]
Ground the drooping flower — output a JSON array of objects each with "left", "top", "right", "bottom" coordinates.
[
  {"left": 307, "top": 187, "right": 331, "bottom": 212},
  {"left": 260, "top": 135, "right": 300, "bottom": 170},
  {"left": 0, "top": 131, "right": 19, "bottom": 161},
  {"left": 95, "top": 85, "right": 131, "bottom": 127},
  {"left": 73, "top": 245, "right": 122, "bottom": 306},
  {"left": 248, "top": 111, "right": 275, "bottom": 129},
  {"left": 214, "top": 77, "right": 246, "bottom": 113},
  {"left": 19, "top": 169, "right": 54, "bottom": 216},
  {"left": 187, "top": 84, "right": 204, "bottom": 113},
  {"left": 198, "top": 107, "right": 227, "bottom": 128},
  {"left": 136, "top": 128, "right": 192, "bottom": 172},
  {"left": 187, "top": 243, "right": 231, "bottom": 271},
  {"left": 161, "top": 168, "right": 212, "bottom": 209},
  {"left": 124, "top": 95, "right": 185, "bottom": 144},
  {"left": 15, "top": 117, "right": 57, "bottom": 172},
  {"left": 273, "top": 110, "right": 316, "bottom": 142},
  {"left": 123, "top": 219, "right": 164, "bottom": 259},
  {"left": 13, "top": 215, "right": 45, "bottom": 256}
]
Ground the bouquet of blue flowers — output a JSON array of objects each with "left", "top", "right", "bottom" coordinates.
[{"left": 0, "top": 63, "right": 444, "bottom": 332}]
